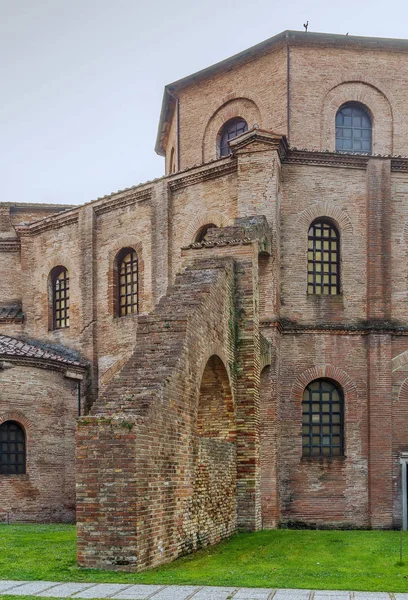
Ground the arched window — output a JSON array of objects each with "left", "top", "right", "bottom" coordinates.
[
  {"left": 0, "top": 421, "right": 26, "bottom": 474},
  {"left": 308, "top": 219, "right": 340, "bottom": 295},
  {"left": 335, "top": 103, "right": 372, "bottom": 153},
  {"left": 302, "top": 379, "right": 344, "bottom": 457},
  {"left": 51, "top": 266, "right": 69, "bottom": 329},
  {"left": 115, "top": 248, "right": 138, "bottom": 317},
  {"left": 194, "top": 223, "right": 217, "bottom": 243},
  {"left": 219, "top": 117, "right": 248, "bottom": 157}
]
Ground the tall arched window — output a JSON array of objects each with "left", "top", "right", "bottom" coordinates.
[
  {"left": 115, "top": 248, "right": 138, "bottom": 317},
  {"left": 308, "top": 219, "right": 340, "bottom": 295},
  {"left": 302, "top": 379, "right": 344, "bottom": 457},
  {"left": 51, "top": 266, "right": 70, "bottom": 329},
  {"left": 219, "top": 117, "right": 248, "bottom": 157},
  {"left": 0, "top": 421, "right": 26, "bottom": 474},
  {"left": 335, "top": 103, "right": 372, "bottom": 153}
]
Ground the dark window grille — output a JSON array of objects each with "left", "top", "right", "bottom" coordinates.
[
  {"left": 336, "top": 103, "right": 372, "bottom": 153},
  {"left": 302, "top": 379, "right": 344, "bottom": 457},
  {"left": 308, "top": 220, "right": 340, "bottom": 295},
  {"left": 219, "top": 118, "right": 248, "bottom": 157},
  {"left": 52, "top": 267, "right": 70, "bottom": 329},
  {"left": 0, "top": 421, "right": 26, "bottom": 474},
  {"left": 118, "top": 249, "right": 138, "bottom": 317}
]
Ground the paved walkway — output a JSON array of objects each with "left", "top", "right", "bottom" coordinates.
[{"left": 0, "top": 581, "right": 407, "bottom": 600}]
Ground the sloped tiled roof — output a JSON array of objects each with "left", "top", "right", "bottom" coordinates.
[
  {"left": 0, "top": 335, "right": 84, "bottom": 368},
  {"left": 0, "top": 305, "right": 24, "bottom": 321}
]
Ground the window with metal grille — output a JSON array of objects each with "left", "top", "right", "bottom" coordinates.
[
  {"left": 336, "top": 103, "right": 372, "bottom": 153},
  {"left": 302, "top": 379, "right": 344, "bottom": 458},
  {"left": 219, "top": 118, "right": 248, "bottom": 157},
  {"left": 308, "top": 219, "right": 340, "bottom": 295},
  {"left": 52, "top": 266, "right": 70, "bottom": 329},
  {"left": 117, "top": 248, "right": 138, "bottom": 317},
  {"left": 0, "top": 421, "right": 26, "bottom": 474}
]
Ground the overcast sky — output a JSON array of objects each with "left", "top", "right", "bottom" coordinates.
[{"left": 1, "top": 0, "right": 407, "bottom": 205}]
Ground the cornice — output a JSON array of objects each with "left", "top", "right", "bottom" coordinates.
[
  {"left": 230, "top": 129, "right": 288, "bottom": 161},
  {"left": 391, "top": 157, "right": 408, "bottom": 172},
  {"left": 15, "top": 212, "right": 79, "bottom": 236},
  {"left": 285, "top": 149, "right": 370, "bottom": 169},
  {"left": 94, "top": 188, "right": 152, "bottom": 215},
  {"left": 0, "top": 355, "right": 86, "bottom": 374},
  {"left": 0, "top": 240, "right": 20, "bottom": 252},
  {"left": 169, "top": 159, "right": 238, "bottom": 192},
  {"left": 260, "top": 319, "right": 408, "bottom": 335},
  {"left": 182, "top": 238, "right": 252, "bottom": 251}
]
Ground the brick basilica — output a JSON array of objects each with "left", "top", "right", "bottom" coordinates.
[{"left": 1, "top": 30, "right": 408, "bottom": 571}]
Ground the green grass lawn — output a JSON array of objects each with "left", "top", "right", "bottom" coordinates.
[{"left": 2, "top": 525, "right": 408, "bottom": 592}]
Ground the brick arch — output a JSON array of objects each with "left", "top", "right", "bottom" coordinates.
[
  {"left": 107, "top": 239, "right": 144, "bottom": 315},
  {"left": 297, "top": 202, "right": 353, "bottom": 234},
  {"left": 292, "top": 364, "right": 358, "bottom": 404},
  {"left": 196, "top": 342, "right": 232, "bottom": 390},
  {"left": 0, "top": 410, "right": 33, "bottom": 431},
  {"left": 321, "top": 80, "right": 394, "bottom": 154},
  {"left": 182, "top": 212, "right": 231, "bottom": 247},
  {"left": 202, "top": 97, "right": 262, "bottom": 163},
  {"left": 399, "top": 378, "right": 408, "bottom": 404}
]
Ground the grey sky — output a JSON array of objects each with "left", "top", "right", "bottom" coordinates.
[{"left": 1, "top": 0, "right": 407, "bottom": 205}]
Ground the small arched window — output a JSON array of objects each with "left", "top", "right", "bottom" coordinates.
[
  {"left": 51, "top": 266, "right": 70, "bottom": 329},
  {"left": 115, "top": 248, "right": 138, "bottom": 317},
  {"left": 335, "top": 103, "right": 372, "bottom": 153},
  {"left": 194, "top": 224, "right": 217, "bottom": 243},
  {"left": 308, "top": 219, "right": 340, "bottom": 295},
  {"left": 219, "top": 118, "right": 248, "bottom": 157},
  {"left": 0, "top": 421, "right": 26, "bottom": 474},
  {"left": 302, "top": 379, "right": 344, "bottom": 457}
]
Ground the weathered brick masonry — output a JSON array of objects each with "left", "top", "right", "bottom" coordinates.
[{"left": 3, "top": 29, "right": 408, "bottom": 568}]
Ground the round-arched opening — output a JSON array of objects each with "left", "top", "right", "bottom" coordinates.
[
  {"left": 194, "top": 224, "right": 217, "bottom": 243},
  {"left": 0, "top": 420, "right": 26, "bottom": 474},
  {"left": 197, "top": 355, "right": 234, "bottom": 442},
  {"left": 308, "top": 218, "right": 340, "bottom": 296},
  {"left": 114, "top": 247, "right": 138, "bottom": 317},
  {"left": 302, "top": 378, "right": 344, "bottom": 457},
  {"left": 218, "top": 117, "right": 248, "bottom": 157},
  {"left": 335, "top": 102, "right": 372, "bottom": 154},
  {"left": 49, "top": 265, "right": 69, "bottom": 330}
]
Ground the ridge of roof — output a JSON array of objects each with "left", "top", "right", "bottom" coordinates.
[{"left": 155, "top": 29, "right": 408, "bottom": 155}]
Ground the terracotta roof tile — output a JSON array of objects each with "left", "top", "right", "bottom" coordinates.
[{"left": 0, "top": 335, "right": 84, "bottom": 367}]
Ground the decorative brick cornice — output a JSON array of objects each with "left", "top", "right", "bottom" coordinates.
[
  {"left": 0, "top": 240, "right": 20, "bottom": 252},
  {"left": 286, "top": 149, "right": 370, "bottom": 169},
  {"left": 391, "top": 157, "right": 408, "bottom": 172},
  {"left": 169, "top": 160, "right": 238, "bottom": 192},
  {"left": 94, "top": 188, "right": 152, "bottom": 215},
  {"left": 260, "top": 319, "right": 408, "bottom": 335},
  {"left": 15, "top": 212, "right": 79, "bottom": 236},
  {"left": 182, "top": 238, "right": 252, "bottom": 251},
  {"left": 229, "top": 128, "right": 288, "bottom": 161},
  {"left": 0, "top": 355, "right": 86, "bottom": 375}
]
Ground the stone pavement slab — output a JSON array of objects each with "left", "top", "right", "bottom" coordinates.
[
  {"left": 147, "top": 586, "right": 201, "bottom": 600},
  {"left": 232, "top": 589, "right": 274, "bottom": 599},
  {"left": 353, "top": 594, "right": 390, "bottom": 600},
  {"left": 188, "top": 587, "right": 236, "bottom": 600},
  {"left": 5, "top": 581, "right": 61, "bottom": 595},
  {"left": 394, "top": 595, "right": 408, "bottom": 600},
  {"left": 38, "top": 583, "right": 99, "bottom": 598},
  {"left": 273, "top": 590, "right": 311, "bottom": 600},
  {"left": 111, "top": 585, "right": 165, "bottom": 599},
  {"left": 71, "top": 584, "right": 133, "bottom": 598},
  {"left": 0, "top": 581, "right": 27, "bottom": 594},
  {"left": 314, "top": 592, "right": 351, "bottom": 600}
]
